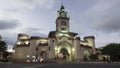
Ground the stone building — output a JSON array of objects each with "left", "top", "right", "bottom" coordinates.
[{"left": 13, "top": 5, "right": 96, "bottom": 62}]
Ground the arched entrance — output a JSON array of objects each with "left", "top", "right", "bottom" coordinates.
[
  {"left": 59, "top": 48, "right": 69, "bottom": 61},
  {"left": 57, "top": 41, "right": 72, "bottom": 62},
  {"left": 39, "top": 51, "right": 47, "bottom": 62}
]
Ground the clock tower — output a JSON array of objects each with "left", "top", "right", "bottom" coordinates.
[{"left": 56, "top": 5, "right": 70, "bottom": 33}]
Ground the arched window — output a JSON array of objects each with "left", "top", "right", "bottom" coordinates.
[{"left": 61, "top": 21, "right": 66, "bottom": 26}]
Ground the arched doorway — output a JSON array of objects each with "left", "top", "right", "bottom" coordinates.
[
  {"left": 39, "top": 51, "right": 47, "bottom": 62},
  {"left": 59, "top": 48, "right": 69, "bottom": 61},
  {"left": 57, "top": 41, "right": 72, "bottom": 62}
]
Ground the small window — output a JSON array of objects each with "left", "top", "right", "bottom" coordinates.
[
  {"left": 52, "top": 40, "right": 54, "bottom": 42},
  {"left": 49, "top": 47, "right": 50, "bottom": 50},
  {"left": 36, "top": 47, "right": 38, "bottom": 51},
  {"left": 61, "top": 27, "right": 66, "bottom": 30}
]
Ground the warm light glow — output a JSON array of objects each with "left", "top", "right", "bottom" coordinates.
[
  {"left": 68, "top": 49, "right": 71, "bottom": 54},
  {"left": 40, "top": 39, "right": 48, "bottom": 43},
  {"left": 19, "top": 36, "right": 28, "bottom": 40},
  {"left": 72, "top": 48, "right": 75, "bottom": 51},
  {"left": 41, "top": 48, "right": 45, "bottom": 51},
  {"left": 65, "top": 34, "right": 70, "bottom": 37},
  {"left": 27, "top": 55, "right": 29, "bottom": 57},
  {"left": 58, "top": 33, "right": 64, "bottom": 36},
  {"left": 25, "top": 41, "right": 29, "bottom": 44},
  {"left": 17, "top": 41, "right": 21, "bottom": 45},
  {"left": 55, "top": 47, "right": 58, "bottom": 50},
  {"left": 57, "top": 33, "right": 69, "bottom": 37},
  {"left": 61, "top": 30, "right": 67, "bottom": 33}
]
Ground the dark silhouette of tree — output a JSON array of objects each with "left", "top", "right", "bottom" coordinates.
[
  {"left": 90, "top": 53, "right": 99, "bottom": 61},
  {"left": 102, "top": 43, "right": 120, "bottom": 61},
  {"left": 0, "top": 41, "right": 8, "bottom": 59}
]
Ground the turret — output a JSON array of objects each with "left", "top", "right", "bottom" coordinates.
[
  {"left": 74, "top": 37, "right": 81, "bottom": 61},
  {"left": 84, "top": 36, "right": 96, "bottom": 54},
  {"left": 84, "top": 36, "right": 95, "bottom": 47}
]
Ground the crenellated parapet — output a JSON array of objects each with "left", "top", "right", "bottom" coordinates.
[{"left": 17, "top": 33, "right": 29, "bottom": 40}]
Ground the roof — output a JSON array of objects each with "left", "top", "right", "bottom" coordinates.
[
  {"left": 48, "top": 31, "right": 78, "bottom": 38},
  {"left": 84, "top": 36, "right": 95, "bottom": 39},
  {"left": 18, "top": 33, "right": 29, "bottom": 36},
  {"left": 30, "top": 36, "right": 40, "bottom": 40}
]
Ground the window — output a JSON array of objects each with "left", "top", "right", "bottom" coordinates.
[
  {"left": 36, "top": 47, "right": 38, "bottom": 51},
  {"left": 61, "top": 21, "right": 66, "bottom": 26},
  {"left": 61, "top": 27, "right": 66, "bottom": 30},
  {"left": 49, "top": 47, "right": 50, "bottom": 50}
]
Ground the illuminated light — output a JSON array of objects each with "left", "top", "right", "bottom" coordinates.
[
  {"left": 41, "top": 48, "right": 45, "bottom": 51},
  {"left": 19, "top": 36, "right": 28, "bottom": 40},
  {"left": 25, "top": 41, "right": 29, "bottom": 44},
  {"left": 57, "top": 33, "right": 70, "bottom": 38},
  {"left": 55, "top": 47, "right": 58, "bottom": 50},
  {"left": 61, "top": 30, "right": 67, "bottom": 33},
  {"left": 17, "top": 42, "right": 21, "bottom": 45},
  {"left": 65, "top": 34, "right": 69, "bottom": 37},
  {"left": 72, "top": 48, "right": 75, "bottom": 51},
  {"left": 40, "top": 39, "right": 48, "bottom": 43},
  {"left": 27, "top": 55, "right": 29, "bottom": 57},
  {"left": 58, "top": 33, "right": 64, "bottom": 36},
  {"left": 68, "top": 50, "right": 71, "bottom": 54}
]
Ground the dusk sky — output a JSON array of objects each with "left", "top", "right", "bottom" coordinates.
[{"left": 0, "top": 0, "right": 120, "bottom": 49}]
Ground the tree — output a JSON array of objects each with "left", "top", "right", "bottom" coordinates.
[
  {"left": 90, "top": 53, "right": 99, "bottom": 61},
  {"left": 101, "top": 43, "right": 120, "bottom": 61},
  {"left": 0, "top": 41, "right": 8, "bottom": 59}
]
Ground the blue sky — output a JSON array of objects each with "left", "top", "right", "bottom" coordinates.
[{"left": 0, "top": 0, "right": 120, "bottom": 49}]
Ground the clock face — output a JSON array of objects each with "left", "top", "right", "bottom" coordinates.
[{"left": 61, "top": 12, "right": 65, "bottom": 17}]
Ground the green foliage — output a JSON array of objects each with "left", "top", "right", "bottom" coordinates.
[
  {"left": 102, "top": 43, "right": 120, "bottom": 61},
  {"left": 0, "top": 41, "right": 7, "bottom": 52},
  {"left": 0, "top": 41, "right": 8, "bottom": 59}
]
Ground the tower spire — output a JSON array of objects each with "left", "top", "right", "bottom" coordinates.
[
  {"left": 60, "top": 0, "right": 64, "bottom": 10},
  {"left": 61, "top": 0, "right": 63, "bottom": 6}
]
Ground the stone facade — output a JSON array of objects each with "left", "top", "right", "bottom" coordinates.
[{"left": 12, "top": 5, "right": 96, "bottom": 62}]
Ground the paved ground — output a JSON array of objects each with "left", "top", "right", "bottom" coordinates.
[{"left": 0, "top": 62, "right": 120, "bottom": 68}]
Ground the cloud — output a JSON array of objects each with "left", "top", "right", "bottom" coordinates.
[
  {"left": 1, "top": 32, "right": 18, "bottom": 49},
  {"left": 21, "top": 27, "right": 48, "bottom": 37},
  {"left": 79, "top": 0, "right": 120, "bottom": 33},
  {"left": 96, "top": 17, "right": 120, "bottom": 32},
  {"left": 0, "top": 20, "right": 20, "bottom": 30},
  {"left": 3, "top": 36, "right": 16, "bottom": 48},
  {"left": 0, "top": 0, "right": 56, "bottom": 11},
  {"left": 1, "top": 27, "right": 47, "bottom": 49}
]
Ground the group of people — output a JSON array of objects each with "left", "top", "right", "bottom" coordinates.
[{"left": 26, "top": 55, "right": 44, "bottom": 62}]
